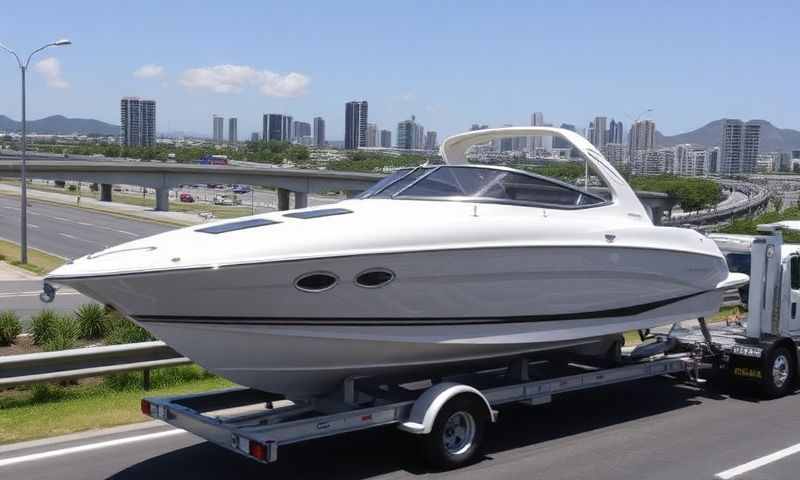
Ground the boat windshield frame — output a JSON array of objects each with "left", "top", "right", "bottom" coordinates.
[{"left": 360, "top": 164, "right": 610, "bottom": 210}]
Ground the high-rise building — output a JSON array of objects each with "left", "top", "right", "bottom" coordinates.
[
  {"left": 628, "top": 120, "right": 656, "bottom": 157},
  {"left": 313, "top": 117, "right": 325, "bottom": 146},
  {"left": 425, "top": 131, "right": 438, "bottom": 150},
  {"left": 292, "top": 121, "right": 311, "bottom": 140},
  {"left": 228, "top": 117, "right": 238, "bottom": 144},
  {"left": 500, "top": 124, "right": 513, "bottom": 152},
  {"left": 344, "top": 101, "right": 368, "bottom": 149},
  {"left": 366, "top": 123, "right": 378, "bottom": 147},
  {"left": 792, "top": 150, "right": 800, "bottom": 160},
  {"left": 530, "top": 112, "right": 544, "bottom": 151},
  {"left": 470, "top": 123, "right": 489, "bottom": 131},
  {"left": 590, "top": 116, "right": 608, "bottom": 150},
  {"left": 212, "top": 115, "right": 224, "bottom": 143},
  {"left": 120, "top": 97, "right": 156, "bottom": 147},
  {"left": 262, "top": 114, "right": 293, "bottom": 142},
  {"left": 708, "top": 147, "right": 720, "bottom": 173},
  {"left": 380, "top": 129, "right": 391, "bottom": 148},
  {"left": 720, "top": 119, "right": 760, "bottom": 175},
  {"left": 553, "top": 123, "right": 576, "bottom": 149},
  {"left": 397, "top": 115, "right": 424, "bottom": 150},
  {"left": 603, "top": 143, "right": 627, "bottom": 167},
  {"left": 674, "top": 144, "right": 708, "bottom": 176},
  {"left": 607, "top": 119, "right": 623, "bottom": 144},
  {"left": 250, "top": 132, "right": 259, "bottom": 142}
]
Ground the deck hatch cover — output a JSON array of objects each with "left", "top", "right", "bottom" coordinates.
[
  {"left": 283, "top": 208, "right": 353, "bottom": 219},
  {"left": 196, "top": 218, "right": 279, "bottom": 234}
]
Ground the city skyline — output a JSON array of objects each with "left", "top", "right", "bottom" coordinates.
[{"left": 0, "top": 2, "right": 796, "bottom": 140}]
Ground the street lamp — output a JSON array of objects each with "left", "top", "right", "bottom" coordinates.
[{"left": 0, "top": 39, "right": 72, "bottom": 263}]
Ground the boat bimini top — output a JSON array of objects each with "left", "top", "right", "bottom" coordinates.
[{"left": 360, "top": 127, "right": 651, "bottom": 220}]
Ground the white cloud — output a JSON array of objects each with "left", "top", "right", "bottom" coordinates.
[
  {"left": 179, "top": 64, "right": 309, "bottom": 97},
  {"left": 134, "top": 64, "right": 165, "bottom": 79},
  {"left": 34, "top": 57, "right": 68, "bottom": 88}
]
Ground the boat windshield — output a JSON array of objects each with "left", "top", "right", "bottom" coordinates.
[{"left": 362, "top": 166, "right": 606, "bottom": 209}]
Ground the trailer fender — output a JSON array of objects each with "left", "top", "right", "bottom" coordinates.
[{"left": 398, "top": 382, "right": 495, "bottom": 434}]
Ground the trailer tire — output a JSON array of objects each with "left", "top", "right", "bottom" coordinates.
[
  {"left": 761, "top": 346, "right": 794, "bottom": 398},
  {"left": 421, "top": 394, "right": 487, "bottom": 470}
]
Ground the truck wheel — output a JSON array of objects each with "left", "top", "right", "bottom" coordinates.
[
  {"left": 761, "top": 346, "right": 795, "bottom": 398},
  {"left": 421, "top": 394, "right": 487, "bottom": 470}
]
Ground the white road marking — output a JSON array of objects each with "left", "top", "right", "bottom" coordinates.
[
  {"left": 0, "top": 290, "right": 80, "bottom": 298},
  {"left": 52, "top": 216, "right": 71, "bottom": 222},
  {"left": 59, "top": 233, "right": 77, "bottom": 240},
  {"left": 28, "top": 224, "right": 39, "bottom": 229},
  {"left": 28, "top": 211, "right": 40, "bottom": 216},
  {"left": 716, "top": 442, "right": 800, "bottom": 479},
  {"left": 77, "top": 222, "right": 93, "bottom": 226},
  {"left": 114, "top": 229, "right": 138, "bottom": 237},
  {"left": 0, "top": 429, "right": 186, "bottom": 467}
]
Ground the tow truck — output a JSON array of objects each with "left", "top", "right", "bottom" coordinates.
[{"left": 141, "top": 222, "right": 800, "bottom": 470}]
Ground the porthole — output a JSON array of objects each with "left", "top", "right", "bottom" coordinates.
[
  {"left": 295, "top": 272, "right": 338, "bottom": 292},
  {"left": 355, "top": 269, "right": 395, "bottom": 288}
]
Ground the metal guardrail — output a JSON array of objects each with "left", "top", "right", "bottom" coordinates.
[{"left": 0, "top": 341, "right": 189, "bottom": 389}]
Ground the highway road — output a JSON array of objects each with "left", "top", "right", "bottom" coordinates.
[
  {"left": 0, "top": 195, "right": 173, "bottom": 259},
  {"left": 0, "top": 280, "right": 94, "bottom": 326},
  {"left": 1, "top": 377, "right": 799, "bottom": 479}
]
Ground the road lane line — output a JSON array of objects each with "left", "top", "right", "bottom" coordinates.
[
  {"left": 77, "top": 222, "right": 93, "bottom": 226},
  {"left": 114, "top": 229, "right": 139, "bottom": 237},
  {"left": 59, "top": 233, "right": 78, "bottom": 240},
  {"left": 0, "top": 429, "right": 186, "bottom": 467},
  {"left": 53, "top": 216, "right": 71, "bottom": 222},
  {"left": 716, "top": 442, "right": 800, "bottom": 479},
  {"left": 28, "top": 224, "right": 39, "bottom": 229}
]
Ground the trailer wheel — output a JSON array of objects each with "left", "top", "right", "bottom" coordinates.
[
  {"left": 761, "top": 346, "right": 794, "bottom": 398},
  {"left": 421, "top": 394, "right": 487, "bottom": 470}
]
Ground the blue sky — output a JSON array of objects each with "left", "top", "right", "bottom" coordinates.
[{"left": 0, "top": 1, "right": 797, "bottom": 140}]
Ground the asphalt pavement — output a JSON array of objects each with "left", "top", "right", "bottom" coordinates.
[
  {"left": 0, "top": 195, "right": 173, "bottom": 259},
  {"left": 1, "top": 377, "right": 799, "bottom": 479},
  {"left": 0, "top": 280, "right": 93, "bottom": 325}
]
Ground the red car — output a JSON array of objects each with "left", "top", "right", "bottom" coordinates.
[{"left": 179, "top": 192, "right": 195, "bottom": 203}]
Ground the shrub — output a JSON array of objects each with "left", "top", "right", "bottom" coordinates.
[
  {"left": 104, "top": 365, "right": 212, "bottom": 391},
  {"left": 0, "top": 310, "right": 22, "bottom": 346},
  {"left": 103, "top": 312, "right": 154, "bottom": 345},
  {"left": 29, "top": 309, "right": 58, "bottom": 345},
  {"left": 67, "top": 184, "right": 77, "bottom": 192},
  {"left": 42, "top": 314, "right": 80, "bottom": 352},
  {"left": 75, "top": 304, "right": 107, "bottom": 339}
]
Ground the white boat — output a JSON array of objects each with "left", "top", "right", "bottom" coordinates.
[{"left": 44, "top": 127, "right": 734, "bottom": 398}]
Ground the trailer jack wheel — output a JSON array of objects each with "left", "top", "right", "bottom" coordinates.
[
  {"left": 761, "top": 346, "right": 795, "bottom": 398},
  {"left": 421, "top": 394, "right": 487, "bottom": 470}
]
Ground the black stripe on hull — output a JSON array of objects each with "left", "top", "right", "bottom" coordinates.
[{"left": 134, "top": 290, "right": 711, "bottom": 327}]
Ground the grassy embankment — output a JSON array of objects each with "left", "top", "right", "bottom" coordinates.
[{"left": 0, "top": 238, "right": 65, "bottom": 275}]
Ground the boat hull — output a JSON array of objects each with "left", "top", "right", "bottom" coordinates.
[{"left": 56, "top": 245, "right": 727, "bottom": 396}]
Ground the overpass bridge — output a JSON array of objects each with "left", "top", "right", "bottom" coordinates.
[
  {"left": 0, "top": 158, "right": 674, "bottom": 222},
  {"left": 0, "top": 160, "right": 380, "bottom": 211}
]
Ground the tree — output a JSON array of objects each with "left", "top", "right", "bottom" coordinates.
[{"left": 771, "top": 194, "right": 784, "bottom": 213}]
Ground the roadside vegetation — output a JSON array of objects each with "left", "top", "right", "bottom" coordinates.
[
  {"left": 0, "top": 238, "right": 65, "bottom": 274},
  {"left": 720, "top": 206, "right": 800, "bottom": 243},
  {"left": 629, "top": 175, "right": 721, "bottom": 212},
  {"left": 0, "top": 366, "right": 233, "bottom": 444}
]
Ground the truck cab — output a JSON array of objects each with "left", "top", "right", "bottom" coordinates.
[{"left": 710, "top": 233, "right": 800, "bottom": 332}]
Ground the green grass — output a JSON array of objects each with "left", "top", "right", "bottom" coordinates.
[
  {"left": 0, "top": 238, "right": 65, "bottom": 274},
  {"left": 0, "top": 366, "right": 234, "bottom": 444}
]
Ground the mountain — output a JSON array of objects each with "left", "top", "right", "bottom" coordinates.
[
  {"left": 657, "top": 119, "right": 800, "bottom": 152},
  {"left": 0, "top": 115, "right": 119, "bottom": 136}
]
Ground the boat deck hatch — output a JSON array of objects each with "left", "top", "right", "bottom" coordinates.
[
  {"left": 197, "top": 218, "right": 280, "bottom": 234},
  {"left": 283, "top": 208, "right": 353, "bottom": 219}
]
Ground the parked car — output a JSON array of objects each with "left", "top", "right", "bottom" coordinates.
[
  {"left": 179, "top": 192, "right": 195, "bottom": 203},
  {"left": 232, "top": 184, "right": 251, "bottom": 194},
  {"left": 213, "top": 193, "right": 241, "bottom": 206}
]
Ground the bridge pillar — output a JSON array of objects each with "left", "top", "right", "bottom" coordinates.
[
  {"left": 277, "top": 188, "right": 290, "bottom": 211},
  {"left": 100, "top": 184, "right": 113, "bottom": 202},
  {"left": 155, "top": 188, "right": 170, "bottom": 211},
  {"left": 294, "top": 192, "right": 308, "bottom": 209},
  {"left": 650, "top": 206, "right": 665, "bottom": 226}
]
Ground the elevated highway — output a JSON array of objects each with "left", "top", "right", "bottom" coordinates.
[{"left": 0, "top": 159, "right": 380, "bottom": 211}]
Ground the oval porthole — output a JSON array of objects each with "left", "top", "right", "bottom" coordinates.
[
  {"left": 295, "top": 272, "right": 338, "bottom": 292},
  {"left": 355, "top": 269, "right": 395, "bottom": 288}
]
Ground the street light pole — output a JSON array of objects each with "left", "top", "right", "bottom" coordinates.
[{"left": 0, "top": 39, "right": 71, "bottom": 263}]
